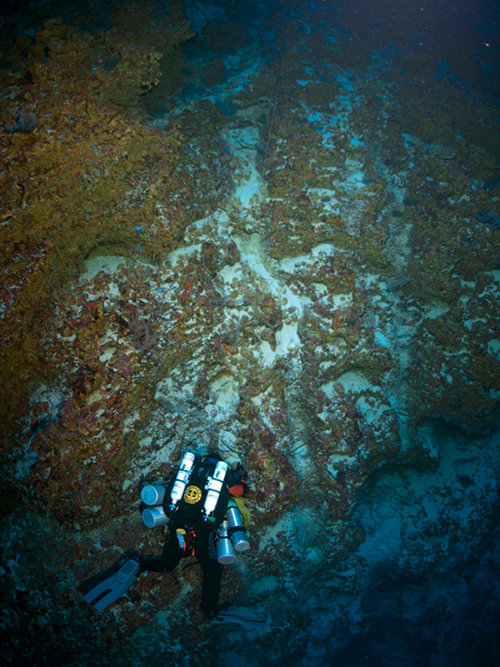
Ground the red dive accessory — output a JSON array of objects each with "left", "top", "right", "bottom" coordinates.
[
  {"left": 176, "top": 528, "right": 196, "bottom": 556},
  {"left": 228, "top": 472, "right": 248, "bottom": 497}
]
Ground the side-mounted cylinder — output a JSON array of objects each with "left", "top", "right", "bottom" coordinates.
[
  {"left": 140, "top": 483, "right": 169, "bottom": 528},
  {"left": 142, "top": 505, "right": 169, "bottom": 528},
  {"left": 141, "top": 483, "right": 166, "bottom": 506},
  {"left": 216, "top": 520, "right": 237, "bottom": 564},
  {"left": 226, "top": 500, "right": 250, "bottom": 552}
]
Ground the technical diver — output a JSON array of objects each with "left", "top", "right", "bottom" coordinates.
[{"left": 79, "top": 451, "right": 250, "bottom": 619}]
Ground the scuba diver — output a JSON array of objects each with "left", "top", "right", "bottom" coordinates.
[{"left": 80, "top": 451, "right": 250, "bottom": 619}]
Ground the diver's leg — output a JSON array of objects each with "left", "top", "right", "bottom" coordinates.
[
  {"left": 141, "top": 530, "right": 183, "bottom": 573},
  {"left": 196, "top": 530, "right": 223, "bottom": 615}
]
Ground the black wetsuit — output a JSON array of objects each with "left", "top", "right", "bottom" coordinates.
[
  {"left": 141, "top": 527, "right": 222, "bottom": 615},
  {"left": 140, "top": 456, "right": 246, "bottom": 615}
]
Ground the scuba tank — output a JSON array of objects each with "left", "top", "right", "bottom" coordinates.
[
  {"left": 141, "top": 483, "right": 166, "bottom": 505},
  {"left": 226, "top": 500, "right": 250, "bottom": 552},
  {"left": 139, "top": 450, "right": 196, "bottom": 528},
  {"left": 216, "top": 520, "right": 237, "bottom": 564},
  {"left": 170, "top": 452, "right": 195, "bottom": 507},
  {"left": 142, "top": 505, "right": 169, "bottom": 528},
  {"left": 141, "top": 483, "right": 169, "bottom": 527},
  {"left": 139, "top": 452, "right": 228, "bottom": 529},
  {"left": 140, "top": 452, "right": 250, "bottom": 564},
  {"left": 215, "top": 499, "right": 250, "bottom": 563},
  {"left": 203, "top": 460, "right": 228, "bottom": 520}
]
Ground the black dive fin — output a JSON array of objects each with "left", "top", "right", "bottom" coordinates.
[{"left": 79, "top": 551, "right": 141, "bottom": 611}]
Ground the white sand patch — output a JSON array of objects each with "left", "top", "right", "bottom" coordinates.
[
  {"left": 275, "top": 320, "right": 301, "bottom": 353},
  {"left": 218, "top": 261, "right": 245, "bottom": 287},
  {"left": 253, "top": 321, "right": 301, "bottom": 369},
  {"left": 235, "top": 170, "right": 262, "bottom": 208},
  {"left": 154, "top": 371, "right": 198, "bottom": 404},
  {"left": 321, "top": 371, "right": 372, "bottom": 398},
  {"left": 217, "top": 430, "right": 242, "bottom": 466},
  {"left": 216, "top": 234, "right": 312, "bottom": 369},
  {"left": 250, "top": 385, "right": 274, "bottom": 409},
  {"left": 80, "top": 255, "right": 126, "bottom": 281},
  {"left": 343, "top": 163, "right": 366, "bottom": 191},
  {"left": 279, "top": 254, "right": 311, "bottom": 272},
  {"left": 233, "top": 233, "right": 277, "bottom": 285},
  {"left": 422, "top": 300, "right": 450, "bottom": 318},
  {"left": 232, "top": 234, "right": 311, "bottom": 314},
  {"left": 222, "top": 125, "right": 264, "bottom": 209},
  {"left": 167, "top": 243, "right": 202, "bottom": 267},
  {"left": 204, "top": 373, "right": 240, "bottom": 422},
  {"left": 311, "top": 282, "right": 328, "bottom": 298}
]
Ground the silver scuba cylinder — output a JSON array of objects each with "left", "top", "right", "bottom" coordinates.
[
  {"left": 141, "top": 483, "right": 166, "bottom": 506},
  {"left": 141, "top": 483, "right": 169, "bottom": 528},
  {"left": 216, "top": 520, "right": 237, "bottom": 564},
  {"left": 142, "top": 506, "right": 169, "bottom": 528},
  {"left": 226, "top": 500, "right": 250, "bottom": 552}
]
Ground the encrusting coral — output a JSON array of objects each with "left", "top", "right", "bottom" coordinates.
[
  {"left": 0, "top": 7, "right": 193, "bottom": 445},
  {"left": 1, "top": 3, "right": 499, "bottom": 664}
]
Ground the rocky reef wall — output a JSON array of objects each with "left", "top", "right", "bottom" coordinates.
[{"left": 1, "top": 1, "right": 499, "bottom": 666}]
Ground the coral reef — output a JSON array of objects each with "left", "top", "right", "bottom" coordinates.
[
  {"left": 0, "top": 7, "right": 196, "bottom": 444},
  {"left": 1, "top": 1, "right": 499, "bottom": 665}
]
